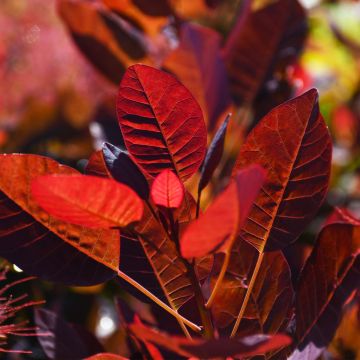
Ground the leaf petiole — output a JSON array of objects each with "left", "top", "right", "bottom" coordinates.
[
  {"left": 117, "top": 270, "right": 202, "bottom": 333},
  {"left": 230, "top": 252, "right": 264, "bottom": 338}
]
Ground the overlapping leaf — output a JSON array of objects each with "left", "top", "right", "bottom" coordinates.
[
  {"left": 132, "top": 203, "right": 194, "bottom": 310},
  {"left": 32, "top": 175, "right": 143, "bottom": 228},
  {"left": 210, "top": 240, "right": 294, "bottom": 332},
  {"left": 117, "top": 64, "right": 207, "bottom": 182},
  {"left": 84, "top": 147, "right": 197, "bottom": 309},
  {"left": 86, "top": 150, "right": 111, "bottom": 178},
  {"left": 102, "top": 142, "right": 150, "bottom": 200},
  {"left": 130, "top": 321, "right": 291, "bottom": 358},
  {"left": 181, "top": 165, "right": 265, "bottom": 258},
  {"left": 233, "top": 89, "right": 332, "bottom": 251},
  {"left": 224, "top": 0, "right": 307, "bottom": 109},
  {"left": 290, "top": 224, "right": 360, "bottom": 360},
  {"left": 164, "top": 22, "right": 231, "bottom": 130},
  {"left": 151, "top": 170, "right": 184, "bottom": 209},
  {"left": 0, "top": 154, "right": 118, "bottom": 285}
]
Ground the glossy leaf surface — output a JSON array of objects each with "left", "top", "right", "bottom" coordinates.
[
  {"left": 35, "top": 309, "right": 103, "bottom": 359},
  {"left": 0, "top": 154, "right": 118, "bottom": 285},
  {"left": 290, "top": 224, "right": 360, "bottom": 359},
  {"left": 117, "top": 64, "right": 207, "bottom": 182},
  {"left": 32, "top": 175, "right": 143, "bottom": 229},
  {"left": 164, "top": 22, "right": 231, "bottom": 130},
  {"left": 130, "top": 322, "right": 291, "bottom": 358},
  {"left": 224, "top": 0, "right": 307, "bottom": 106},
  {"left": 198, "top": 113, "right": 231, "bottom": 193},
  {"left": 151, "top": 170, "right": 184, "bottom": 209},
  {"left": 181, "top": 165, "right": 265, "bottom": 258},
  {"left": 103, "top": 142, "right": 150, "bottom": 200},
  {"left": 233, "top": 89, "right": 332, "bottom": 251}
]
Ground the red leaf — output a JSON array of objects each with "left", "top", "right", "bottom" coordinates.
[
  {"left": 290, "top": 223, "right": 360, "bottom": 359},
  {"left": 325, "top": 207, "right": 360, "bottom": 227},
  {"left": 85, "top": 354, "right": 128, "bottom": 360},
  {"left": 58, "top": 0, "right": 148, "bottom": 84},
  {"left": 32, "top": 175, "right": 143, "bottom": 229},
  {"left": 0, "top": 154, "right": 118, "bottom": 285},
  {"left": 198, "top": 113, "right": 231, "bottom": 193},
  {"left": 233, "top": 89, "right": 332, "bottom": 251},
  {"left": 181, "top": 165, "right": 266, "bottom": 258},
  {"left": 129, "top": 322, "right": 291, "bottom": 358},
  {"left": 210, "top": 241, "right": 294, "bottom": 332},
  {"left": 117, "top": 64, "right": 207, "bottom": 182},
  {"left": 224, "top": 0, "right": 307, "bottom": 106},
  {"left": 151, "top": 170, "right": 184, "bottom": 209},
  {"left": 163, "top": 22, "right": 231, "bottom": 130},
  {"left": 85, "top": 150, "right": 111, "bottom": 178}
]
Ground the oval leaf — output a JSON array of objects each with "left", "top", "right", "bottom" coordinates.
[
  {"left": 198, "top": 113, "right": 231, "bottom": 193},
  {"left": 117, "top": 64, "right": 207, "bottom": 182},
  {"left": 103, "top": 142, "right": 150, "bottom": 200},
  {"left": 181, "top": 165, "right": 266, "bottom": 258},
  {"left": 32, "top": 175, "right": 143, "bottom": 229},
  {"left": 0, "top": 154, "right": 118, "bottom": 285},
  {"left": 233, "top": 89, "right": 332, "bottom": 251},
  {"left": 151, "top": 170, "right": 184, "bottom": 209}
]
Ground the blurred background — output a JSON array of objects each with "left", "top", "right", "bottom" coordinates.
[{"left": 1, "top": 0, "right": 360, "bottom": 358}]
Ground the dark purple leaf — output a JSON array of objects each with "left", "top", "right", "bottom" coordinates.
[
  {"left": 198, "top": 113, "right": 231, "bottom": 194},
  {"left": 102, "top": 142, "right": 150, "bottom": 199},
  {"left": 35, "top": 308, "right": 103, "bottom": 359}
]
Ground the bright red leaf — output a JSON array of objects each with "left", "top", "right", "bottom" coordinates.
[
  {"left": 151, "top": 170, "right": 184, "bottom": 209},
  {"left": 181, "top": 165, "right": 266, "bottom": 258},
  {"left": 0, "top": 154, "right": 118, "bottom": 285},
  {"left": 32, "top": 175, "right": 143, "bottom": 229},
  {"left": 117, "top": 64, "right": 207, "bottom": 182}
]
